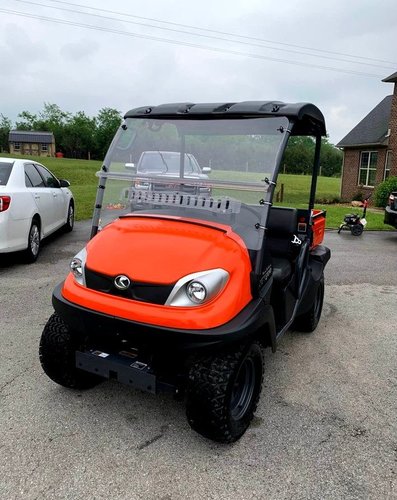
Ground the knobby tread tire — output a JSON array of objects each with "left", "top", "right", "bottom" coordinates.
[
  {"left": 294, "top": 277, "right": 325, "bottom": 333},
  {"left": 186, "top": 342, "right": 264, "bottom": 443},
  {"left": 39, "top": 313, "right": 102, "bottom": 390}
]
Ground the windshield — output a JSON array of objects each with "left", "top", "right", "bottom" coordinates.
[{"left": 98, "top": 116, "right": 289, "bottom": 251}]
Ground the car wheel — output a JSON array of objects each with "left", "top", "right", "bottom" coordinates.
[
  {"left": 293, "top": 276, "right": 324, "bottom": 332},
  {"left": 39, "top": 313, "right": 103, "bottom": 390},
  {"left": 186, "top": 341, "right": 264, "bottom": 443},
  {"left": 24, "top": 219, "right": 41, "bottom": 263},
  {"left": 64, "top": 202, "right": 74, "bottom": 233},
  {"left": 351, "top": 224, "right": 363, "bottom": 236}
]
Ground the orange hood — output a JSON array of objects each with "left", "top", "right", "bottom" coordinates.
[{"left": 86, "top": 215, "right": 251, "bottom": 285}]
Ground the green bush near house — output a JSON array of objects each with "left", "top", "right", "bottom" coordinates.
[{"left": 374, "top": 176, "right": 397, "bottom": 207}]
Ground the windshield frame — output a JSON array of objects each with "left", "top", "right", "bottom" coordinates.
[{"left": 92, "top": 115, "right": 294, "bottom": 274}]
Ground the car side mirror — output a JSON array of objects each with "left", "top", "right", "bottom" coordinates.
[
  {"left": 59, "top": 179, "right": 70, "bottom": 187},
  {"left": 202, "top": 167, "right": 211, "bottom": 174}
]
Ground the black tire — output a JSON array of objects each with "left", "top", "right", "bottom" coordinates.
[
  {"left": 39, "top": 313, "right": 103, "bottom": 390},
  {"left": 24, "top": 218, "right": 41, "bottom": 263},
  {"left": 64, "top": 202, "right": 74, "bottom": 233},
  {"left": 294, "top": 277, "right": 325, "bottom": 332},
  {"left": 351, "top": 224, "right": 363, "bottom": 236},
  {"left": 186, "top": 342, "right": 264, "bottom": 443}
]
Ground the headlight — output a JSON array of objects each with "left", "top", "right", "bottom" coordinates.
[
  {"left": 70, "top": 248, "right": 87, "bottom": 286},
  {"left": 70, "top": 258, "right": 83, "bottom": 277},
  {"left": 187, "top": 281, "right": 207, "bottom": 303},
  {"left": 165, "top": 268, "right": 229, "bottom": 307}
]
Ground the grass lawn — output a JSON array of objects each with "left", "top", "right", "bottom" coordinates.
[{"left": 1, "top": 154, "right": 390, "bottom": 230}]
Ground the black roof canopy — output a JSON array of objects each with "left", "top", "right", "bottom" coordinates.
[{"left": 124, "top": 101, "right": 326, "bottom": 136}]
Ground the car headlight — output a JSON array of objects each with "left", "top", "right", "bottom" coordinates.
[
  {"left": 187, "top": 281, "right": 207, "bottom": 303},
  {"left": 165, "top": 268, "right": 229, "bottom": 307},
  {"left": 70, "top": 248, "right": 87, "bottom": 286}
]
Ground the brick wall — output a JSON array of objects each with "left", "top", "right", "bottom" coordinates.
[
  {"left": 341, "top": 147, "right": 387, "bottom": 201},
  {"left": 341, "top": 81, "right": 397, "bottom": 202}
]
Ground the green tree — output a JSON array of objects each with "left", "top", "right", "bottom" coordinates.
[
  {"left": 0, "top": 114, "right": 12, "bottom": 152},
  {"left": 95, "top": 108, "right": 122, "bottom": 159},
  {"left": 63, "top": 111, "right": 96, "bottom": 159}
]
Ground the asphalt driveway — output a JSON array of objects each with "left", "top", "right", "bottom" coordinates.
[{"left": 0, "top": 226, "right": 396, "bottom": 499}]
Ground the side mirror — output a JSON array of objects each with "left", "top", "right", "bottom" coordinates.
[
  {"left": 125, "top": 163, "right": 136, "bottom": 172},
  {"left": 202, "top": 167, "right": 212, "bottom": 174},
  {"left": 59, "top": 179, "right": 70, "bottom": 187}
]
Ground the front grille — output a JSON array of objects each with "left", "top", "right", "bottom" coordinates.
[{"left": 84, "top": 267, "right": 174, "bottom": 305}]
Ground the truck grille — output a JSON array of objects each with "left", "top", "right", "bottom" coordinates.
[{"left": 84, "top": 267, "right": 174, "bottom": 305}]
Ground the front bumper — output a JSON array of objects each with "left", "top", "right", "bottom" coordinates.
[
  {"left": 384, "top": 206, "right": 397, "bottom": 228},
  {"left": 53, "top": 282, "right": 271, "bottom": 351}
]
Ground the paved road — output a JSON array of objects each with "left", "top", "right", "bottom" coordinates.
[{"left": 1, "top": 226, "right": 396, "bottom": 499}]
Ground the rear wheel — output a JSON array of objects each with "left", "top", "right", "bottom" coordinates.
[
  {"left": 186, "top": 342, "right": 264, "bottom": 443},
  {"left": 24, "top": 219, "right": 41, "bottom": 263},
  {"left": 39, "top": 313, "right": 103, "bottom": 389},
  {"left": 294, "top": 276, "right": 324, "bottom": 332}
]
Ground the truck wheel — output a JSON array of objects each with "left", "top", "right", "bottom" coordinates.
[
  {"left": 294, "top": 276, "right": 324, "bottom": 332},
  {"left": 186, "top": 342, "right": 264, "bottom": 443},
  {"left": 39, "top": 313, "right": 103, "bottom": 390}
]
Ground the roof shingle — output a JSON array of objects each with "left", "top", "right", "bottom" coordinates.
[
  {"left": 336, "top": 95, "right": 392, "bottom": 148},
  {"left": 8, "top": 130, "right": 54, "bottom": 144}
]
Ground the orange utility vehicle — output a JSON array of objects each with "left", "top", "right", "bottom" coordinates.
[{"left": 39, "top": 101, "right": 330, "bottom": 442}]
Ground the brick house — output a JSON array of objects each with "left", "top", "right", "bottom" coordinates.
[
  {"left": 8, "top": 130, "right": 56, "bottom": 157},
  {"left": 338, "top": 72, "right": 397, "bottom": 201}
]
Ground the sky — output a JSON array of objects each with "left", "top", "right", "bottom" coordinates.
[{"left": 0, "top": 0, "right": 396, "bottom": 144}]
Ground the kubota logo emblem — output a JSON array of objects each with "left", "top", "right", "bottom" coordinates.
[{"left": 114, "top": 275, "right": 131, "bottom": 290}]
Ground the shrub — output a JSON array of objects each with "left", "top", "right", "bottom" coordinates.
[
  {"left": 315, "top": 196, "right": 341, "bottom": 205},
  {"left": 374, "top": 176, "right": 397, "bottom": 207},
  {"left": 352, "top": 190, "right": 364, "bottom": 202}
]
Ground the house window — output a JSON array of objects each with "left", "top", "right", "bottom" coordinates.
[
  {"left": 41, "top": 143, "right": 48, "bottom": 152},
  {"left": 14, "top": 142, "right": 21, "bottom": 151},
  {"left": 359, "top": 151, "right": 378, "bottom": 187},
  {"left": 384, "top": 151, "right": 392, "bottom": 180}
]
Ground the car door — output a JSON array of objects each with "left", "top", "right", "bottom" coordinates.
[
  {"left": 24, "top": 163, "right": 57, "bottom": 235},
  {"left": 34, "top": 163, "right": 66, "bottom": 228}
]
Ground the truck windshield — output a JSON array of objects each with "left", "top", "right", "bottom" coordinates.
[{"left": 97, "top": 116, "right": 289, "bottom": 251}]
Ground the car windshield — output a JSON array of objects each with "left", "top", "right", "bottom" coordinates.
[
  {"left": 138, "top": 152, "right": 199, "bottom": 174},
  {"left": 98, "top": 116, "right": 289, "bottom": 251},
  {"left": 0, "top": 162, "right": 13, "bottom": 185}
]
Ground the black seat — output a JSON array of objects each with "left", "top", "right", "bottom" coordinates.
[{"left": 267, "top": 207, "right": 298, "bottom": 282}]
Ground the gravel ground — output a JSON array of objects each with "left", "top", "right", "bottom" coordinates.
[{"left": 0, "top": 225, "right": 396, "bottom": 500}]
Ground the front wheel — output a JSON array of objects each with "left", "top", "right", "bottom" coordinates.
[
  {"left": 63, "top": 202, "right": 74, "bottom": 233},
  {"left": 186, "top": 342, "right": 264, "bottom": 443},
  {"left": 39, "top": 313, "right": 103, "bottom": 390}
]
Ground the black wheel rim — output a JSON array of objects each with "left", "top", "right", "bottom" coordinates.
[{"left": 230, "top": 358, "right": 256, "bottom": 420}]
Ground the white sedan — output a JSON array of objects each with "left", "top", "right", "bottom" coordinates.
[{"left": 0, "top": 157, "right": 74, "bottom": 262}]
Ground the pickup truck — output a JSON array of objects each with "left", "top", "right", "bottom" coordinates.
[{"left": 128, "top": 151, "right": 211, "bottom": 208}]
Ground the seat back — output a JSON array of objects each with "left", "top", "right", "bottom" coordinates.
[{"left": 267, "top": 207, "right": 298, "bottom": 258}]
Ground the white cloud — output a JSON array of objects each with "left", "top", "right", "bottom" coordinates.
[{"left": 0, "top": 0, "right": 396, "bottom": 143}]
